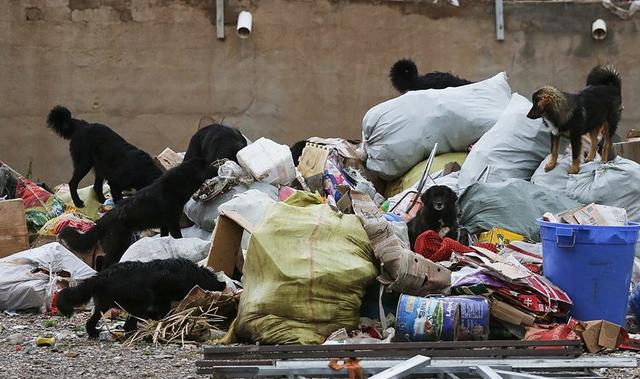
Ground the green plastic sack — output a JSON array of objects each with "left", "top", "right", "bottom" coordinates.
[{"left": 234, "top": 192, "right": 377, "bottom": 344}]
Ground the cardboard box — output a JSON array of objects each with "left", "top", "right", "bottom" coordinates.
[
  {"left": 297, "top": 143, "right": 331, "bottom": 193},
  {"left": 205, "top": 210, "right": 254, "bottom": 277},
  {"left": 0, "top": 199, "right": 29, "bottom": 258},
  {"left": 154, "top": 148, "right": 183, "bottom": 172},
  {"left": 479, "top": 227, "right": 524, "bottom": 250},
  {"left": 580, "top": 320, "right": 624, "bottom": 353},
  {"left": 613, "top": 138, "right": 640, "bottom": 164}
]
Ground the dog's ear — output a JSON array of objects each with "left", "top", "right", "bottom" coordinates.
[{"left": 448, "top": 188, "right": 458, "bottom": 203}]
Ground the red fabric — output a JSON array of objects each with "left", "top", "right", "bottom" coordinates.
[
  {"left": 52, "top": 216, "right": 95, "bottom": 235},
  {"left": 15, "top": 178, "right": 51, "bottom": 209},
  {"left": 414, "top": 230, "right": 497, "bottom": 262},
  {"left": 524, "top": 323, "right": 579, "bottom": 346}
]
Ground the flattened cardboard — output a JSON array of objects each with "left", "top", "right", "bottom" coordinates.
[
  {"left": 573, "top": 203, "right": 627, "bottom": 226},
  {"left": 0, "top": 199, "right": 29, "bottom": 258},
  {"left": 206, "top": 210, "right": 254, "bottom": 277},
  {"left": 349, "top": 191, "right": 451, "bottom": 295},
  {"left": 581, "top": 320, "right": 624, "bottom": 353},
  {"left": 154, "top": 148, "right": 183, "bottom": 172},
  {"left": 491, "top": 299, "right": 535, "bottom": 326}
]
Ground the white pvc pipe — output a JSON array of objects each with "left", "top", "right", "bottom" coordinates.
[
  {"left": 237, "top": 11, "right": 252, "bottom": 39},
  {"left": 592, "top": 19, "right": 607, "bottom": 40}
]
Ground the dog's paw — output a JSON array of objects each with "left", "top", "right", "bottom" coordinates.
[
  {"left": 567, "top": 165, "right": 580, "bottom": 175},
  {"left": 544, "top": 162, "right": 557, "bottom": 172},
  {"left": 74, "top": 200, "right": 85, "bottom": 208}
]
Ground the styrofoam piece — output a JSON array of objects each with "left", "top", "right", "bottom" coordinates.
[{"left": 236, "top": 137, "right": 296, "bottom": 186}]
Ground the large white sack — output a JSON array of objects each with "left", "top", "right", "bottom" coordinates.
[
  {"left": 120, "top": 237, "right": 211, "bottom": 263},
  {"left": 458, "top": 93, "right": 567, "bottom": 189},
  {"left": 361, "top": 72, "right": 511, "bottom": 180},
  {"left": 565, "top": 156, "right": 640, "bottom": 222},
  {"left": 0, "top": 243, "right": 95, "bottom": 311},
  {"left": 530, "top": 154, "right": 601, "bottom": 193},
  {"left": 184, "top": 182, "right": 278, "bottom": 231}
]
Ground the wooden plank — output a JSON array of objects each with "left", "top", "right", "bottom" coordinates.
[{"left": 202, "top": 340, "right": 581, "bottom": 354}]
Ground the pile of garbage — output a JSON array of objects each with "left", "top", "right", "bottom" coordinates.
[{"left": 2, "top": 71, "right": 640, "bottom": 354}]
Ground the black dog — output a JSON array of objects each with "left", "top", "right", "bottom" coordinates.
[
  {"left": 59, "top": 158, "right": 216, "bottom": 268},
  {"left": 47, "top": 106, "right": 162, "bottom": 207},
  {"left": 390, "top": 59, "right": 473, "bottom": 94},
  {"left": 184, "top": 123, "right": 247, "bottom": 164},
  {"left": 407, "top": 185, "right": 459, "bottom": 249},
  {"left": 290, "top": 140, "right": 308, "bottom": 167},
  {"left": 56, "top": 258, "right": 226, "bottom": 338},
  {"left": 526, "top": 64, "right": 622, "bottom": 174}
]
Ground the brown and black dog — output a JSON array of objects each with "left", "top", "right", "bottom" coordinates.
[{"left": 526, "top": 64, "right": 622, "bottom": 174}]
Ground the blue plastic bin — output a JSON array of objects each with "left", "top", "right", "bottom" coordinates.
[{"left": 538, "top": 219, "right": 640, "bottom": 325}]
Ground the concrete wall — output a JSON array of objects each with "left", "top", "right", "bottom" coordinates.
[{"left": 1, "top": 0, "right": 639, "bottom": 185}]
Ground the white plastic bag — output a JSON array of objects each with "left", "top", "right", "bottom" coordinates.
[
  {"left": 530, "top": 153, "right": 601, "bottom": 193},
  {"left": 184, "top": 182, "right": 278, "bottom": 231},
  {"left": 459, "top": 93, "right": 566, "bottom": 189},
  {"left": 119, "top": 237, "right": 212, "bottom": 263},
  {"left": 236, "top": 138, "right": 296, "bottom": 185},
  {"left": 0, "top": 243, "right": 95, "bottom": 311},
  {"left": 361, "top": 72, "right": 511, "bottom": 180},
  {"left": 566, "top": 157, "right": 640, "bottom": 222}
]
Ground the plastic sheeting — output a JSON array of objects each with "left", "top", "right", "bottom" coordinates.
[{"left": 458, "top": 179, "right": 581, "bottom": 241}]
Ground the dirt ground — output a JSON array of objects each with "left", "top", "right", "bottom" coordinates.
[
  {"left": 0, "top": 311, "right": 202, "bottom": 379},
  {"left": 2, "top": 311, "right": 640, "bottom": 379}
]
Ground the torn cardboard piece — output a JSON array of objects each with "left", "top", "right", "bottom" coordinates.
[
  {"left": 555, "top": 203, "right": 628, "bottom": 226},
  {"left": 348, "top": 191, "right": 450, "bottom": 295},
  {"left": 580, "top": 320, "right": 624, "bottom": 353},
  {"left": 0, "top": 199, "right": 29, "bottom": 259},
  {"left": 206, "top": 209, "right": 254, "bottom": 277},
  {"left": 154, "top": 148, "right": 183, "bottom": 172}
]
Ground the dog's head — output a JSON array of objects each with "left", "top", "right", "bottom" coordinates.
[
  {"left": 420, "top": 185, "right": 457, "bottom": 216},
  {"left": 527, "top": 86, "right": 563, "bottom": 120},
  {"left": 55, "top": 288, "right": 75, "bottom": 318}
]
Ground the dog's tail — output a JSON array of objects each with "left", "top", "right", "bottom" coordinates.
[
  {"left": 390, "top": 59, "right": 420, "bottom": 93},
  {"left": 59, "top": 225, "right": 100, "bottom": 253},
  {"left": 47, "top": 106, "right": 77, "bottom": 140},
  {"left": 586, "top": 64, "right": 621, "bottom": 90},
  {"left": 55, "top": 276, "right": 99, "bottom": 318}
]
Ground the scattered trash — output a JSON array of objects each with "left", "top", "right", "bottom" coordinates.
[{"left": 35, "top": 335, "right": 56, "bottom": 347}]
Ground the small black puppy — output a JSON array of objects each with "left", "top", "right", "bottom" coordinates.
[
  {"left": 526, "top": 64, "right": 622, "bottom": 174},
  {"left": 56, "top": 258, "right": 226, "bottom": 338},
  {"left": 390, "top": 59, "right": 473, "bottom": 94},
  {"left": 184, "top": 123, "right": 248, "bottom": 164},
  {"left": 59, "top": 158, "right": 216, "bottom": 268},
  {"left": 407, "top": 185, "right": 459, "bottom": 249},
  {"left": 47, "top": 106, "right": 162, "bottom": 207}
]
